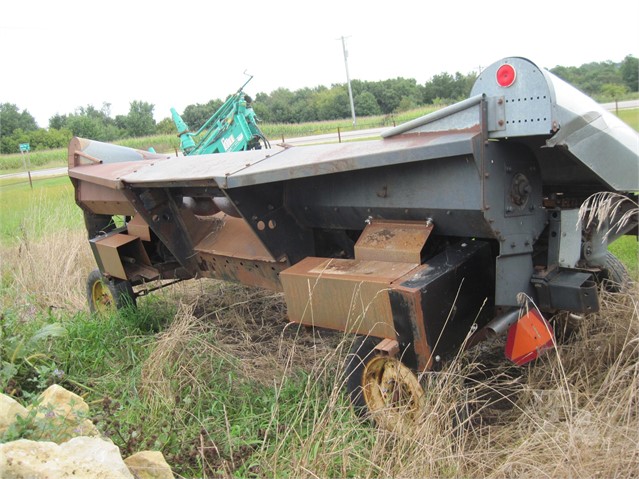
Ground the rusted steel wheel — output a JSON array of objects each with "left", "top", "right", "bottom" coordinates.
[
  {"left": 86, "top": 269, "right": 136, "bottom": 314},
  {"left": 345, "top": 336, "right": 425, "bottom": 430}
]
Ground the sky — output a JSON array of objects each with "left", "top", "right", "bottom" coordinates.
[{"left": 1, "top": 0, "right": 638, "bottom": 128}]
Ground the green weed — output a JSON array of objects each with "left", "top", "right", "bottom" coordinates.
[
  {"left": 615, "top": 108, "right": 639, "bottom": 130},
  {"left": 0, "top": 176, "right": 83, "bottom": 245}
]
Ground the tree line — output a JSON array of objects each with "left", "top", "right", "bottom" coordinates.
[{"left": 1, "top": 55, "right": 637, "bottom": 154}]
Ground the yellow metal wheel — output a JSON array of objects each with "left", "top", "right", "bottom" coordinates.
[
  {"left": 362, "top": 356, "right": 425, "bottom": 431},
  {"left": 345, "top": 336, "right": 425, "bottom": 431},
  {"left": 90, "top": 276, "right": 115, "bottom": 313},
  {"left": 86, "top": 269, "right": 136, "bottom": 313}
]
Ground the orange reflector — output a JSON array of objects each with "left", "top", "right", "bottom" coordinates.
[{"left": 505, "top": 309, "right": 554, "bottom": 366}]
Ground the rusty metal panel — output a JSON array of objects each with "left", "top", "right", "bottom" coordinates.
[
  {"left": 127, "top": 215, "right": 151, "bottom": 242},
  {"left": 194, "top": 214, "right": 277, "bottom": 262},
  {"left": 69, "top": 161, "right": 157, "bottom": 190},
  {"left": 193, "top": 214, "right": 285, "bottom": 291},
  {"left": 197, "top": 252, "right": 286, "bottom": 292},
  {"left": 281, "top": 257, "right": 418, "bottom": 339},
  {"left": 355, "top": 220, "right": 433, "bottom": 265},
  {"left": 94, "top": 233, "right": 152, "bottom": 280},
  {"left": 121, "top": 148, "right": 284, "bottom": 187},
  {"left": 77, "top": 181, "right": 136, "bottom": 216}
]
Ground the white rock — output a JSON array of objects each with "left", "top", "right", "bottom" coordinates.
[
  {"left": 28, "top": 384, "right": 100, "bottom": 443},
  {"left": 36, "top": 384, "right": 89, "bottom": 421},
  {"left": 0, "top": 394, "right": 28, "bottom": 435},
  {"left": 0, "top": 436, "right": 134, "bottom": 479},
  {"left": 125, "top": 450, "right": 174, "bottom": 478}
]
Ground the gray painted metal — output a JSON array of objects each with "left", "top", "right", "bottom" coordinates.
[
  {"left": 472, "top": 57, "right": 638, "bottom": 192},
  {"left": 381, "top": 95, "right": 483, "bottom": 137},
  {"left": 121, "top": 131, "right": 477, "bottom": 189},
  {"left": 381, "top": 57, "right": 638, "bottom": 193},
  {"left": 68, "top": 56, "right": 638, "bottom": 313},
  {"left": 471, "top": 57, "right": 555, "bottom": 138}
]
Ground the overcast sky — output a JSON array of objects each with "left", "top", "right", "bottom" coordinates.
[{"left": 1, "top": 0, "right": 637, "bottom": 128}]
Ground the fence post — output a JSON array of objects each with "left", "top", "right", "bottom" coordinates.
[
  {"left": 19, "top": 146, "right": 33, "bottom": 190},
  {"left": 337, "top": 127, "right": 341, "bottom": 143}
]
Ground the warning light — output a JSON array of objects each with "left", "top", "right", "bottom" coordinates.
[{"left": 496, "top": 64, "right": 516, "bottom": 87}]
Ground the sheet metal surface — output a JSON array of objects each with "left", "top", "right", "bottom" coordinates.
[
  {"left": 120, "top": 131, "right": 477, "bottom": 189},
  {"left": 69, "top": 160, "right": 158, "bottom": 190}
]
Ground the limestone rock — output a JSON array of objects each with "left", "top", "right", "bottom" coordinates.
[
  {"left": 125, "top": 450, "right": 174, "bottom": 478},
  {"left": 0, "top": 394, "right": 28, "bottom": 436},
  {"left": 36, "top": 384, "right": 89, "bottom": 421},
  {"left": 28, "top": 384, "right": 100, "bottom": 443},
  {"left": 0, "top": 436, "right": 134, "bottom": 479}
]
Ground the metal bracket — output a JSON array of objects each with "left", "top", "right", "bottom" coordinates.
[
  {"left": 354, "top": 219, "right": 434, "bottom": 265},
  {"left": 374, "top": 338, "right": 400, "bottom": 357},
  {"left": 531, "top": 267, "right": 599, "bottom": 313},
  {"left": 487, "top": 96, "right": 506, "bottom": 132}
]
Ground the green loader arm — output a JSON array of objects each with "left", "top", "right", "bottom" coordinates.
[{"left": 171, "top": 77, "right": 269, "bottom": 156}]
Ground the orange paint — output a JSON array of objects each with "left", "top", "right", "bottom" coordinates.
[{"left": 505, "top": 309, "right": 555, "bottom": 366}]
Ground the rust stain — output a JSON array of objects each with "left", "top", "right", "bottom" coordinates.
[{"left": 355, "top": 220, "right": 433, "bottom": 265}]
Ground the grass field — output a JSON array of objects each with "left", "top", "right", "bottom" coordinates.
[
  {"left": 1, "top": 107, "right": 638, "bottom": 477},
  {"left": 0, "top": 176, "right": 82, "bottom": 245}
]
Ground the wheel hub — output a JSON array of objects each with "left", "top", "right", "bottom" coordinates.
[
  {"left": 362, "top": 356, "right": 425, "bottom": 430},
  {"left": 92, "top": 280, "right": 114, "bottom": 313}
]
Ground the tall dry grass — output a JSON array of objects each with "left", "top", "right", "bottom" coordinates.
[
  {"left": 136, "top": 277, "right": 638, "bottom": 477},
  {"left": 3, "top": 195, "right": 637, "bottom": 476},
  {"left": 0, "top": 209, "right": 94, "bottom": 314}
]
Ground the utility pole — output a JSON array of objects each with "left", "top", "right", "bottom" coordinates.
[{"left": 340, "top": 35, "right": 356, "bottom": 127}]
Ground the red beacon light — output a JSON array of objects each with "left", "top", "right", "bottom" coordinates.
[{"left": 496, "top": 63, "right": 516, "bottom": 87}]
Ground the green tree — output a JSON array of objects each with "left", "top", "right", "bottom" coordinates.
[
  {"left": 551, "top": 61, "right": 622, "bottom": 96},
  {"left": 182, "top": 99, "right": 224, "bottom": 130},
  {"left": 264, "top": 88, "right": 296, "bottom": 123},
  {"left": 156, "top": 117, "right": 176, "bottom": 134},
  {"left": 1, "top": 128, "right": 28, "bottom": 153},
  {"left": 66, "top": 115, "right": 103, "bottom": 140},
  {"left": 48, "top": 114, "right": 68, "bottom": 130},
  {"left": 355, "top": 91, "right": 381, "bottom": 116},
  {"left": 312, "top": 87, "right": 350, "bottom": 121},
  {"left": 600, "top": 83, "right": 628, "bottom": 99},
  {"left": 367, "top": 80, "right": 401, "bottom": 113},
  {"left": 125, "top": 101, "right": 156, "bottom": 137},
  {"left": 620, "top": 55, "right": 638, "bottom": 92},
  {"left": 64, "top": 103, "right": 123, "bottom": 141},
  {"left": 290, "top": 87, "right": 324, "bottom": 122},
  {"left": 0, "top": 103, "right": 39, "bottom": 136},
  {"left": 422, "top": 72, "right": 473, "bottom": 104}
]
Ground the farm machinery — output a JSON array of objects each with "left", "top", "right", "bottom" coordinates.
[
  {"left": 170, "top": 76, "right": 270, "bottom": 156},
  {"left": 68, "top": 57, "right": 638, "bottom": 425}
]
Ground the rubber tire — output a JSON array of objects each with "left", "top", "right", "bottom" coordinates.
[
  {"left": 602, "top": 252, "right": 631, "bottom": 292},
  {"left": 86, "top": 269, "right": 136, "bottom": 313},
  {"left": 344, "top": 336, "right": 382, "bottom": 418}
]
